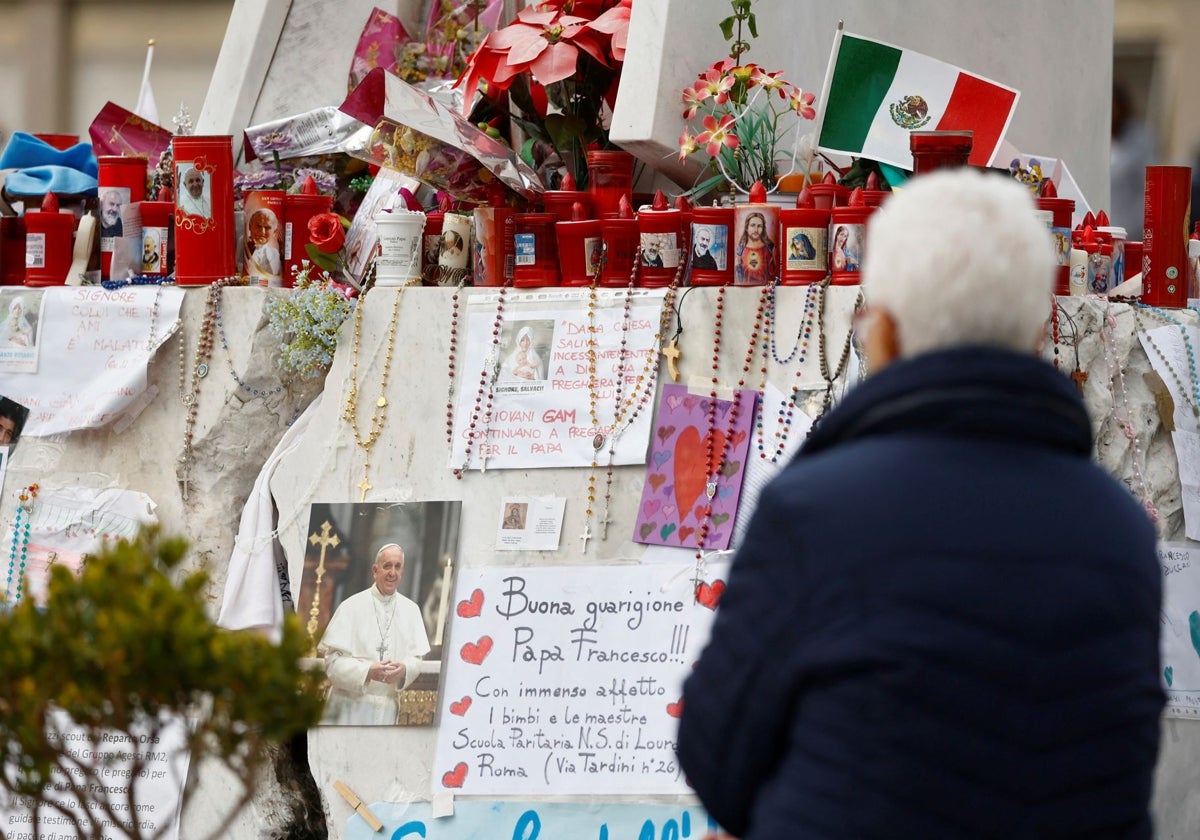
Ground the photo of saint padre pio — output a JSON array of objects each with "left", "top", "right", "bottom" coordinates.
[{"left": 301, "top": 500, "right": 461, "bottom": 726}]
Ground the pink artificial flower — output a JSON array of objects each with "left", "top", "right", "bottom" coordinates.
[
  {"left": 749, "top": 65, "right": 791, "bottom": 96},
  {"left": 678, "top": 127, "right": 699, "bottom": 162},
  {"left": 695, "top": 113, "right": 739, "bottom": 157},
  {"left": 789, "top": 88, "right": 817, "bottom": 120},
  {"left": 696, "top": 62, "right": 736, "bottom": 106},
  {"left": 681, "top": 85, "right": 709, "bottom": 120},
  {"left": 587, "top": 0, "right": 632, "bottom": 63}
]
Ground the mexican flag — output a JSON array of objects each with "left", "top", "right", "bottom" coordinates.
[{"left": 817, "top": 32, "right": 1019, "bottom": 171}]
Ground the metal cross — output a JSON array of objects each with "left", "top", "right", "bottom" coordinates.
[
  {"left": 357, "top": 475, "right": 372, "bottom": 503},
  {"left": 598, "top": 510, "right": 611, "bottom": 541},
  {"left": 306, "top": 521, "right": 342, "bottom": 645},
  {"left": 579, "top": 523, "right": 592, "bottom": 553},
  {"left": 376, "top": 640, "right": 388, "bottom": 659}
]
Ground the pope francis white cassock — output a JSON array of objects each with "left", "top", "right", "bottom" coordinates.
[{"left": 318, "top": 543, "right": 431, "bottom": 725}]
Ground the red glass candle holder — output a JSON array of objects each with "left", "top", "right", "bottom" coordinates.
[
  {"left": 283, "top": 192, "right": 334, "bottom": 287},
  {"left": 173, "top": 135, "right": 236, "bottom": 285},
  {"left": 829, "top": 200, "right": 872, "bottom": 286},
  {"left": 599, "top": 216, "right": 639, "bottom": 288},
  {"left": 512, "top": 212, "right": 561, "bottom": 288},
  {"left": 97, "top": 155, "right": 148, "bottom": 280},
  {"left": 556, "top": 212, "right": 602, "bottom": 288},
  {"left": 688, "top": 206, "right": 734, "bottom": 286},
  {"left": 586, "top": 150, "right": 634, "bottom": 219},
  {"left": 637, "top": 205, "right": 683, "bottom": 288},
  {"left": 909, "top": 130, "right": 973, "bottom": 175},
  {"left": 24, "top": 199, "right": 75, "bottom": 287},
  {"left": 779, "top": 204, "right": 830, "bottom": 285}
]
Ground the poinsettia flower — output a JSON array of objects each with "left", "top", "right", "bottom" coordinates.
[
  {"left": 695, "top": 113, "right": 739, "bottom": 156},
  {"left": 788, "top": 88, "right": 817, "bottom": 120},
  {"left": 587, "top": 0, "right": 632, "bottom": 63},
  {"left": 678, "top": 127, "right": 699, "bottom": 162}
]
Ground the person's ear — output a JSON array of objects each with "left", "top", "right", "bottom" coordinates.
[{"left": 864, "top": 308, "right": 901, "bottom": 372}]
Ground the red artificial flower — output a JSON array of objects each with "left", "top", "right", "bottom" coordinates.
[
  {"left": 788, "top": 88, "right": 818, "bottom": 120},
  {"left": 587, "top": 0, "right": 632, "bottom": 63},
  {"left": 456, "top": 4, "right": 612, "bottom": 113},
  {"left": 308, "top": 212, "right": 345, "bottom": 254}
]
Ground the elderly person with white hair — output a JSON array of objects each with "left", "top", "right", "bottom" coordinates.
[
  {"left": 678, "top": 170, "right": 1162, "bottom": 839},
  {"left": 318, "top": 543, "right": 431, "bottom": 725}
]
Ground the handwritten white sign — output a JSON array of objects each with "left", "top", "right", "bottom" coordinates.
[
  {"left": 434, "top": 562, "right": 727, "bottom": 795},
  {"left": 0, "top": 710, "right": 190, "bottom": 840},
  {"left": 449, "top": 289, "right": 665, "bottom": 471},
  {"left": 1159, "top": 543, "right": 1200, "bottom": 718},
  {"left": 0, "top": 287, "right": 184, "bottom": 435}
]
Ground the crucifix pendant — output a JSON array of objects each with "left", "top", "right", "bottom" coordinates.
[
  {"left": 662, "top": 339, "right": 682, "bottom": 382},
  {"left": 357, "top": 475, "right": 372, "bottom": 503},
  {"left": 579, "top": 523, "right": 592, "bottom": 552},
  {"left": 599, "top": 510, "right": 611, "bottom": 541},
  {"left": 376, "top": 640, "right": 388, "bottom": 659},
  {"left": 480, "top": 448, "right": 490, "bottom": 473}
]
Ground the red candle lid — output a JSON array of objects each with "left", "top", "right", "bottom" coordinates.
[
  {"left": 571, "top": 201, "right": 588, "bottom": 221},
  {"left": 865, "top": 171, "right": 880, "bottom": 191},
  {"left": 651, "top": 189, "right": 669, "bottom": 211},
  {"left": 1095, "top": 209, "right": 1110, "bottom": 226},
  {"left": 847, "top": 187, "right": 865, "bottom": 208},
  {"left": 299, "top": 175, "right": 318, "bottom": 195},
  {"left": 617, "top": 194, "right": 633, "bottom": 219},
  {"left": 674, "top": 195, "right": 692, "bottom": 211},
  {"left": 1041, "top": 179, "right": 1058, "bottom": 198},
  {"left": 796, "top": 186, "right": 815, "bottom": 209},
  {"left": 748, "top": 181, "right": 767, "bottom": 203},
  {"left": 561, "top": 171, "right": 578, "bottom": 191},
  {"left": 822, "top": 171, "right": 838, "bottom": 185},
  {"left": 40, "top": 191, "right": 60, "bottom": 213},
  {"left": 1081, "top": 211, "right": 1096, "bottom": 229}
]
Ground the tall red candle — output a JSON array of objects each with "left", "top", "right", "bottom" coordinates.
[
  {"left": 97, "top": 155, "right": 148, "bottom": 280},
  {"left": 24, "top": 192, "right": 75, "bottom": 287},
  {"left": 283, "top": 176, "right": 334, "bottom": 287},
  {"left": 599, "top": 195, "right": 638, "bottom": 288},
  {"left": 688, "top": 205, "right": 735, "bottom": 286},
  {"left": 637, "top": 190, "right": 683, "bottom": 288},
  {"left": 173, "top": 135, "right": 236, "bottom": 285},
  {"left": 556, "top": 202, "right": 602, "bottom": 287},
  {"left": 512, "top": 212, "right": 561, "bottom": 288},
  {"left": 779, "top": 187, "right": 830, "bottom": 285},
  {"left": 829, "top": 188, "right": 873, "bottom": 285},
  {"left": 1142, "top": 165, "right": 1191, "bottom": 307}
]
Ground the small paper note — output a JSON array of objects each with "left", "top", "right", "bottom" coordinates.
[{"left": 495, "top": 496, "right": 566, "bottom": 551}]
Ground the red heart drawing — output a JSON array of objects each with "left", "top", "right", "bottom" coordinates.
[
  {"left": 677, "top": 525, "right": 695, "bottom": 544},
  {"left": 460, "top": 636, "right": 494, "bottom": 665},
  {"left": 732, "top": 429, "right": 747, "bottom": 447},
  {"left": 693, "top": 503, "right": 709, "bottom": 523},
  {"left": 647, "top": 473, "right": 666, "bottom": 491},
  {"left": 449, "top": 696, "right": 472, "bottom": 716},
  {"left": 696, "top": 580, "right": 726, "bottom": 609},
  {"left": 656, "top": 424, "right": 677, "bottom": 443},
  {"left": 666, "top": 699, "right": 684, "bottom": 718},
  {"left": 442, "top": 762, "right": 468, "bottom": 788},
  {"left": 456, "top": 589, "right": 484, "bottom": 618},
  {"left": 674, "top": 426, "right": 726, "bottom": 521}
]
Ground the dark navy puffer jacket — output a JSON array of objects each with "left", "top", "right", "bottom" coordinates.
[{"left": 677, "top": 347, "right": 1163, "bottom": 839}]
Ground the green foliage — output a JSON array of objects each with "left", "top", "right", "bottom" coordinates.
[
  {"left": 0, "top": 527, "right": 325, "bottom": 839},
  {"left": 721, "top": 0, "right": 758, "bottom": 61}
]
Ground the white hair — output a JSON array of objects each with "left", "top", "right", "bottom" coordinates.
[{"left": 862, "top": 169, "right": 1054, "bottom": 359}]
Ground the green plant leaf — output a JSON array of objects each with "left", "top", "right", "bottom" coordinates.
[
  {"left": 520, "top": 138, "right": 538, "bottom": 170},
  {"left": 305, "top": 243, "right": 339, "bottom": 274},
  {"left": 746, "top": 13, "right": 758, "bottom": 38},
  {"left": 718, "top": 15, "right": 736, "bottom": 40}
]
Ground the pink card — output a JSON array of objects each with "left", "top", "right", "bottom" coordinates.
[{"left": 634, "top": 384, "right": 757, "bottom": 550}]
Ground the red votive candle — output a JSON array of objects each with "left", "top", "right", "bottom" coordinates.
[
  {"left": 637, "top": 190, "right": 683, "bottom": 288},
  {"left": 173, "top": 134, "right": 236, "bottom": 285},
  {"left": 910, "top": 130, "right": 974, "bottom": 175},
  {"left": 779, "top": 186, "right": 830, "bottom": 285},
  {"left": 688, "top": 205, "right": 735, "bottom": 286},
  {"left": 97, "top": 155, "right": 148, "bottom": 280},
  {"left": 807, "top": 171, "right": 850, "bottom": 211},
  {"left": 586, "top": 150, "right": 634, "bottom": 219},
  {"left": 829, "top": 188, "right": 873, "bottom": 286},
  {"left": 1142, "top": 165, "right": 1192, "bottom": 306},
  {"left": 599, "top": 195, "right": 639, "bottom": 288},
  {"left": 557, "top": 202, "right": 602, "bottom": 287},
  {"left": 24, "top": 192, "right": 75, "bottom": 286},
  {"left": 283, "top": 176, "right": 334, "bottom": 287},
  {"left": 732, "top": 181, "right": 780, "bottom": 286},
  {"left": 512, "top": 212, "right": 561, "bottom": 288},
  {"left": 1036, "top": 179, "right": 1075, "bottom": 296},
  {"left": 542, "top": 171, "right": 593, "bottom": 222},
  {"left": 1, "top": 217, "right": 26, "bottom": 285}
]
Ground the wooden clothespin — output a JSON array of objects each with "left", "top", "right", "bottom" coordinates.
[{"left": 333, "top": 780, "right": 383, "bottom": 832}]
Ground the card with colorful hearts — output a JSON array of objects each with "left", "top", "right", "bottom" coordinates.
[{"left": 633, "top": 384, "right": 757, "bottom": 550}]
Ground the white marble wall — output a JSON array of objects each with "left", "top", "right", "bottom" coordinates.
[{"left": 11, "top": 287, "right": 1192, "bottom": 837}]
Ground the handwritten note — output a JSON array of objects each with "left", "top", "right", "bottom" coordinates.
[
  {"left": 343, "top": 801, "right": 715, "bottom": 840},
  {"left": 0, "top": 709, "right": 189, "bottom": 840},
  {"left": 434, "top": 562, "right": 727, "bottom": 795},
  {"left": 449, "top": 289, "right": 665, "bottom": 471},
  {"left": 0, "top": 287, "right": 184, "bottom": 435},
  {"left": 1137, "top": 324, "right": 1200, "bottom": 435},
  {"left": 1158, "top": 543, "right": 1200, "bottom": 718}
]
